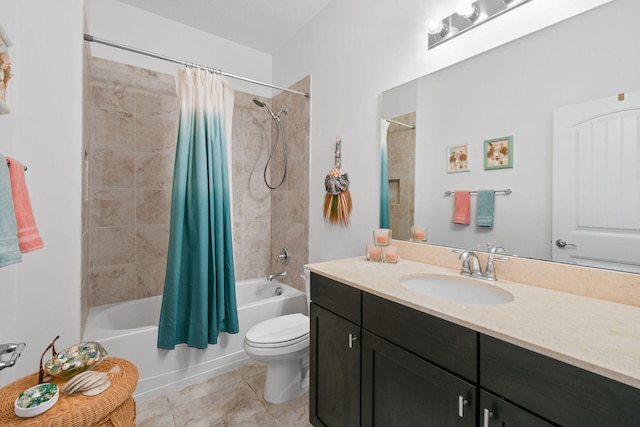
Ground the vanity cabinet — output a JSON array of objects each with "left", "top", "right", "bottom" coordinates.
[{"left": 310, "top": 272, "right": 640, "bottom": 427}]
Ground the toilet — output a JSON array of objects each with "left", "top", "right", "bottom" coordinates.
[{"left": 243, "top": 270, "right": 311, "bottom": 404}]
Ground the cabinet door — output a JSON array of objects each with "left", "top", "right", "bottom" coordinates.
[
  {"left": 361, "top": 331, "right": 475, "bottom": 427},
  {"left": 310, "top": 303, "right": 361, "bottom": 427},
  {"left": 480, "top": 390, "right": 554, "bottom": 427}
]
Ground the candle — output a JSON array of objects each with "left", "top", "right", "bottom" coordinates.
[
  {"left": 410, "top": 226, "right": 427, "bottom": 242},
  {"left": 383, "top": 245, "right": 399, "bottom": 263},
  {"left": 373, "top": 229, "right": 392, "bottom": 246},
  {"left": 366, "top": 244, "right": 382, "bottom": 261}
]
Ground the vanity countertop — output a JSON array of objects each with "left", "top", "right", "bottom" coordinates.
[{"left": 307, "top": 256, "right": 640, "bottom": 389}]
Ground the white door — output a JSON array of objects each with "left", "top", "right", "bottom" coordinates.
[{"left": 552, "top": 91, "right": 640, "bottom": 273}]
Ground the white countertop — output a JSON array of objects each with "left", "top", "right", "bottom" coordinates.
[{"left": 307, "top": 256, "right": 640, "bottom": 389}]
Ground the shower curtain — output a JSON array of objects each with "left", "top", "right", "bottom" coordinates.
[
  {"left": 380, "top": 119, "right": 390, "bottom": 228},
  {"left": 158, "top": 68, "right": 239, "bottom": 350}
]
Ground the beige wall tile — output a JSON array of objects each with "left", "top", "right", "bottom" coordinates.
[
  {"left": 286, "top": 190, "right": 306, "bottom": 224},
  {"left": 244, "top": 189, "right": 271, "bottom": 221},
  {"left": 91, "top": 109, "right": 134, "bottom": 151},
  {"left": 90, "top": 226, "right": 135, "bottom": 266},
  {"left": 244, "top": 220, "right": 271, "bottom": 250},
  {"left": 91, "top": 57, "right": 136, "bottom": 113},
  {"left": 90, "top": 264, "right": 136, "bottom": 306},
  {"left": 136, "top": 224, "right": 170, "bottom": 262},
  {"left": 135, "top": 70, "right": 178, "bottom": 119},
  {"left": 91, "top": 147, "right": 135, "bottom": 189},
  {"left": 136, "top": 189, "right": 171, "bottom": 225},
  {"left": 135, "top": 116, "right": 177, "bottom": 154},
  {"left": 136, "top": 260, "right": 166, "bottom": 298},
  {"left": 91, "top": 188, "right": 135, "bottom": 227},
  {"left": 136, "top": 152, "right": 174, "bottom": 189}
]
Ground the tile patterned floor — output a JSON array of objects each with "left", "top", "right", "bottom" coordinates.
[{"left": 136, "top": 362, "right": 312, "bottom": 426}]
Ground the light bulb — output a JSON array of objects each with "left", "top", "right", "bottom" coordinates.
[
  {"left": 456, "top": 0, "right": 480, "bottom": 21},
  {"left": 427, "top": 19, "right": 446, "bottom": 35}
]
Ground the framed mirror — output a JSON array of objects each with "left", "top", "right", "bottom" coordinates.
[{"left": 380, "top": 0, "right": 640, "bottom": 272}]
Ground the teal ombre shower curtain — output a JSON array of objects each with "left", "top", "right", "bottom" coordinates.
[
  {"left": 158, "top": 68, "right": 239, "bottom": 349},
  {"left": 380, "top": 119, "right": 390, "bottom": 228}
]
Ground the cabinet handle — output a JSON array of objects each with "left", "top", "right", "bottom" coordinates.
[
  {"left": 483, "top": 408, "right": 493, "bottom": 427},
  {"left": 348, "top": 333, "right": 358, "bottom": 348},
  {"left": 458, "top": 396, "right": 468, "bottom": 417}
]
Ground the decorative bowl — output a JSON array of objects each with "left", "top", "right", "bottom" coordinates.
[
  {"left": 44, "top": 341, "right": 108, "bottom": 379},
  {"left": 14, "top": 383, "right": 59, "bottom": 418}
]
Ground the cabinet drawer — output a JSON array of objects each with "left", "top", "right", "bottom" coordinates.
[
  {"left": 363, "top": 292, "right": 477, "bottom": 382},
  {"left": 310, "top": 272, "right": 361, "bottom": 325},
  {"left": 480, "top": 334, "right": 640, "bottom": 427}
]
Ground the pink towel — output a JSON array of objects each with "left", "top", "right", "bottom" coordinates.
[
  {"left": 7, "top": 157, "right": 43, "bottom": 253},
  {"left": 452, "top": 190, "right": 471, "bottom": 224}
]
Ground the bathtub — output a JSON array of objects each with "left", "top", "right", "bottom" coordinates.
[{"left": 83, "top": 279, "right": 308, "bottom": 401}]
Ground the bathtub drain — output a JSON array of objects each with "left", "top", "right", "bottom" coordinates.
[{"left": 275, "top": 287, "right": 283, "bottom": 296}]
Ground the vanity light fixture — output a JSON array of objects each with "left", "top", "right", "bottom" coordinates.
[{"left": 428, "top": 0, "right": 533, "bottom": 49}]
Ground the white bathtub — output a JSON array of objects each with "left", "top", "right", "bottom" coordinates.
[{"left": 83, "top": 279, "right": 308, "bottom": 401}]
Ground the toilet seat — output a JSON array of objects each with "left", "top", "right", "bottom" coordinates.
[{"left": 245, "top": 313, "right": 309, "bottom": 349}]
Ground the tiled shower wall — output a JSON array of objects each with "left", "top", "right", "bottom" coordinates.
[
  {"left": 88, "top": 57, "right": 310, "bottom": 307},
  {"left": 387, "top": 112, "right": 416, "bottom": 241},
  {"left": 270, "top": 77, "right": 310, "bottom": 292}
]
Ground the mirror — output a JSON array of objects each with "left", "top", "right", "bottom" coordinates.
[{"left": 381, "top": 0, "right": 640, "bottom": 270}]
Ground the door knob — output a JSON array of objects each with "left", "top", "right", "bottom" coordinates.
[{"left": 555, "top": 239, "right": 577, "bottom": 248}]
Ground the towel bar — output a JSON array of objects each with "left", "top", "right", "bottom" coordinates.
[{"left": 444, "top": 188, "right": 511, "bottom": 196}]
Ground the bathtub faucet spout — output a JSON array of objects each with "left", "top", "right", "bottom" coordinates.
[{"left": 267, "top": 271, "right": 287, "bottom": 282}]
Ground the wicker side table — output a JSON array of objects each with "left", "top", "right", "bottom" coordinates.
[{"left": 0, "top": 357, "right": 138, "bottom": 426}]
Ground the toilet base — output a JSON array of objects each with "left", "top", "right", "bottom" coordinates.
[{"left": 263, "top": 354, "right": 310, "bottom": 404}]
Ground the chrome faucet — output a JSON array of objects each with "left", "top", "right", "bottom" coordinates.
[
  {"left": 455, "top": 249, "right": 482, "bottom": 277},
  {"left": 267, "top": 271, "right": 287, "bottom": 282},
  {"left": 453, "top": 248, "right": 508, "bottom": 281}
]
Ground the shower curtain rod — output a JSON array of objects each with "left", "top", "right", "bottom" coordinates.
[
  {"left": 384, "top": 118, "right": 415, "bottom": 129},
  {"left": 84, "top": 34, "right": 310, "bottom": 98}
]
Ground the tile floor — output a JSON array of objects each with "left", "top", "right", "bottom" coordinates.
[{"left": 136, "top": 362, "right": 312, "bottom": 426}]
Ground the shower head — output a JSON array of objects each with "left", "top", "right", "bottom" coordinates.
[
  {"left": 253, "top": 98, "right": 267, "bottom": 108},
  {"left": 253, "top": 98, "right": 279, "bottom": 121}
]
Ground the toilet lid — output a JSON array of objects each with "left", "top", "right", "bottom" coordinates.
[{"left": 245, "top": 313, "right": 309, "bottom": 347}]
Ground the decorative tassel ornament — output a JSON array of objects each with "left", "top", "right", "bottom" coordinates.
[{"left": 323, "top": 137, "right": 352, "bottom": 225}]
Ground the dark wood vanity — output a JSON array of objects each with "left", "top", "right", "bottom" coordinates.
[{"left": 309, "top": 272, "right": 640, "bottom": 427}]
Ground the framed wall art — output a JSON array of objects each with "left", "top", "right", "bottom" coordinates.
[
  {"left": 484, "top": 136, "right": 513, "bottom": 170},
  {"left": 0, "top": 23, "right": 13, "bottom": 114},
  {"left": 446, "top": 144, "right": 469, "bottom": 173}
]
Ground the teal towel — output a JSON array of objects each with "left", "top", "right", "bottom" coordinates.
[
  {"left": 0, "top": 155, "right": 22, "bottom": 267},
  {"left": 476, "top": 190, "right": 495, "bottom": 227}
]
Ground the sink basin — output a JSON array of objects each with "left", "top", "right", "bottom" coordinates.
[{"left": 400, "top": 274, "right": 514, "bottom": 305}]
